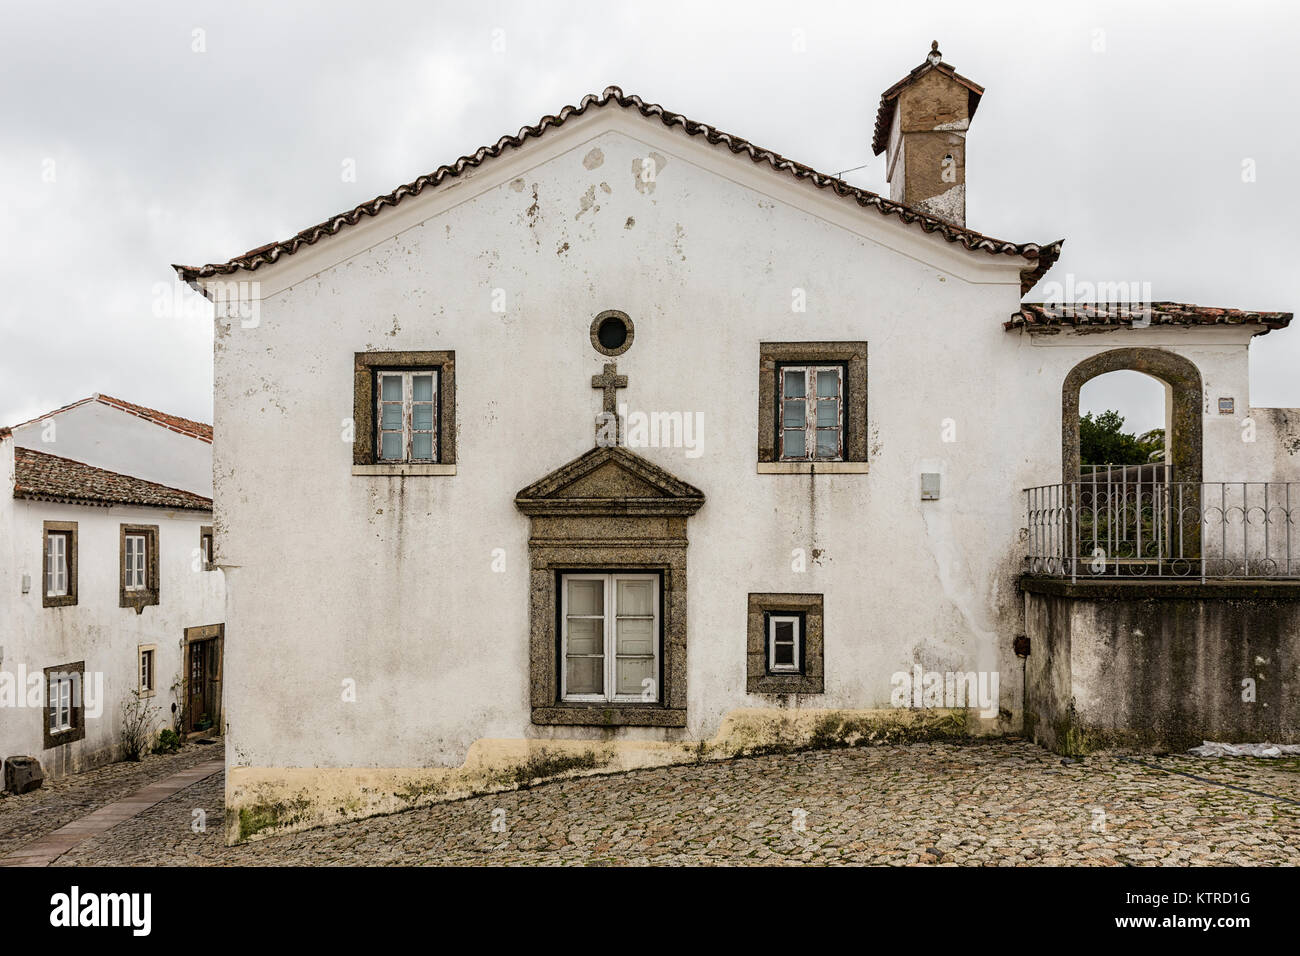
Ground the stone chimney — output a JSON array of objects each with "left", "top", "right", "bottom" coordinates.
[{"left": 872, "top": 41, "right": 984, "bottom": 227}]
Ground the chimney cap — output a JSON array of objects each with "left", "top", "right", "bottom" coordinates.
[{"left": 871, "top": 43, "right": 985, "bottom": 156}]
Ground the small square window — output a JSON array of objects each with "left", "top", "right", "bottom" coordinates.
[
  {"left": 767, "top": 613, "right": 803, "bottom": 674},
  {"left": 747, "top": 593, "right": 824, "bottom": 695}
]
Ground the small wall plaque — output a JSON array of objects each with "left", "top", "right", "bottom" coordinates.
[
  {"left": 921, "top": 473, "right": 941, "bottom": 500},
  {"left": 1218, "top": 397, "right": 1235, "bottom": 415}
]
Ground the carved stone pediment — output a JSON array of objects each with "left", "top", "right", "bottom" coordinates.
[{"left": 514, "top": 446, "right": 705, "bottom": 517}]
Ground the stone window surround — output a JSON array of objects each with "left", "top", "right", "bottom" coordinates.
[
  {"left": 352, "top": 350, "right": 456, "bottom": 475},
  {"left": 43, "top": 660, "right": 86, "bottom": 750},
  {"left": 747, "top": 592, "right": 825, "bottom": 695},
  {"left": 590, "top": 309, "right": 635, "bottom": 357},
  {"left": 758, "top": 342, "right": 869, "bottom": 474},
  {"left": 138, "top": 644, "right": 157, "bottom": 697},
  {"left": 531, "top": 551, "right": 688, "bottom": 727},
  {"left": 119, "top": 524, "right": 160, "bottom": 613},
  {"left": 42, "top": 520, "right": 78, "bottom": 608},
  {"left": 517, "top": 446, "right": 704, "bottom": 728}
]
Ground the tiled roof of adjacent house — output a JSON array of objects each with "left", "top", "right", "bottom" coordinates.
[
  {"left": 872, "top": 43, "right": 985, "bottom": 156},
  {"left": 1006, "top": 303, "right": 1293, "bottom": 335},
  {"left": 9, "top": 394, "right": 213, "bottom": 442},
  {"left": 173, "top": 86, "right": 1062, "bottom": 295},
  {"left": 13, "top": 447, "right": 213, "bottom": 511}
]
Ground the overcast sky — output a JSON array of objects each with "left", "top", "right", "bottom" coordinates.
[{"left": 2, "top": 0, "right": 1296, "bottom": 435}]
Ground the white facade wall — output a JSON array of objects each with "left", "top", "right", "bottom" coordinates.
[
  {"left": 207, "top": 112, "right": 1295, "bottom": 781},
  {"left": 0, "top": 440, "right": 224, "bottom": 779},
  {"left": 13, "top": 401, "right": 213, "bottom": 497}
]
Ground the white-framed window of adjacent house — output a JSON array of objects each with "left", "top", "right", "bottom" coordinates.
[
  {"left": 560, "top": 572, "right": 659, "bottom": 703},
  {"left": 138, "top": 645, "right": 156, "bottom": 696},
  {"left": 49, "top": 673, "right": 74, "bottom": 733},
  {"left": 376, "top": 369, "right": 438, "bottom": 462},
  {"left": 767, "top": 613, "right": 803, "bottom": 674},
  {"left": 200, "top": 527, "right": 214, "bottom": 571},
  {"left": 124, "top": 534, "right": 147, "bottom": 591},
  {"left": 778, "top": 364, "right": 845, "bottom": 461},
  {"left": 45, "top": 531, "right": 68, "bottom": 597}
]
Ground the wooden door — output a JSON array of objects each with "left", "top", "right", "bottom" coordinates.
[{"left": 187, "top": 639, "right": 208, "bottom": 732}]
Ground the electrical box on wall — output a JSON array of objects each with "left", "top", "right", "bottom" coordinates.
[
  {"left": 921, "top": 473, "right": 941, "bottom": 500},
  {"left": 21, "top": 573, "right": 31, "bottom": 594}
]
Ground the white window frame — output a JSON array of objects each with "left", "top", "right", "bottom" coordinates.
[
  {"left": 124, "top": 534, "right": 147, "bottom": 591},
  {"left": 376, "top": 369, "right": 438, "bottom": 463},
  {"left": 138, "top": 645, "right": 156, "bottom": 696},
  {"left": 778, "top": 365, "right": 845, "bottom": 462},
  {"left": 560, "top": 572, "right": 660, "bottom": 704},
  {"left": 49, "top": 675, "right": 73, "bottom": 733},
  {"left": 45, "top": 532, "right": 68, "bottom": 597},
  {"left": 767, "top": 614, "right": 802, "bottom": 674}
]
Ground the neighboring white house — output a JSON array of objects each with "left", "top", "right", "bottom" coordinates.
[
  {"left": 0, "top": 397, "right": 225, "bottom": 784},
  {"left": 175, "top": 44, "right": 1299, "bottom": 841}
]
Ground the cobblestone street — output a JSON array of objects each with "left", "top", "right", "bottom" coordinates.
[
  {"left": 0, "top": 739, "right": 223, "bottom": 859},
  {"left": 17, "top": 740, "right": 1298, "bottom": 866}
]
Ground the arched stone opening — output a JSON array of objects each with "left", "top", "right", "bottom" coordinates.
[{"left": 1062, "top": 348, "right": 1202, "bottom": 486}]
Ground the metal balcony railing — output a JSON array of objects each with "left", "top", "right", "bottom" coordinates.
[{"left": 1024, "top": 471, "right": 1300, "bottom": 581}]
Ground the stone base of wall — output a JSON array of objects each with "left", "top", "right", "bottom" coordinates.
[
  {"left": 225, "top": 707, "right": 1005, "bottom": 844},
  {"left": 1022, "top": 577, "right": 1300, "bottom": 754}
]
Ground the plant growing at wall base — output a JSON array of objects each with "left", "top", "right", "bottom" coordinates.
[
  {"left": 120, "top": 690, "right": 160, "bottom": 761},
  {"left": 153, "top": 728, "right": 182, "bottom": 755}
]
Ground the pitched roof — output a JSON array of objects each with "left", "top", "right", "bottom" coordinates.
[
  {"left": 13, "top": 447, "right": 213, "bottom": 511},
  {"left": 1006, "top": 302, "right": 1294, "bottom": 335},
  {"left": 872, "top": 43, "right": 985, "bottom": 156},
  {"left": 173, "top": 86, "right": 1061, "bottom": 295},
  {"left": 9, "top": 394, "right": 213, "bottom": 443}
]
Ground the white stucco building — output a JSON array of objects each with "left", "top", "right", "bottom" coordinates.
[
  {"left": 0, "top": 396, "right": 225, "bottom": 785},
  {"left": 175, "top": 45, "right": 1298, "bottom": 841}
]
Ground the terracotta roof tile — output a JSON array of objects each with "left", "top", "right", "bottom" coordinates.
[
  {"left": 174, "top": 86, "right": 1061, "bottom": 295},
  {"left": 13, "top": 447, "right": 212, "bottom": 511},
  {"left": 1006, "top": 302, "right": 1293, "bottom": 335}
]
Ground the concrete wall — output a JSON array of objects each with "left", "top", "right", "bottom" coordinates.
[
  {"left": 1023, "top": 578, "right": 1300, "bottom": 752},
  {"left": 12, "top": 401, "right": 213, "bottom": 497},
  {"left": 0, "top": 438, "right": 224, "bottom": 780},
  {"left": 200, "top": 106, "right": 1296, "bottom": 836}
]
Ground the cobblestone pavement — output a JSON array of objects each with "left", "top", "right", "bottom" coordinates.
[
  {"left": 0, "top": 738, "right": 223, "bottom": 858},
  {"left": 49, "top": 741, "right": 1300, "bottom": 866}
]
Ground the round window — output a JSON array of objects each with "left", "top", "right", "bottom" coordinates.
[{"left": 590, "top": 310, "right": 634, "bottom": 356}]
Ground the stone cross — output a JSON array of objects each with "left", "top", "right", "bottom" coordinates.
[
  {"left": 592, "top": 362, "right": 627, "bottom": 446},
  {"left": 592, "top": 362, "right": 627, "bottom": 414}
]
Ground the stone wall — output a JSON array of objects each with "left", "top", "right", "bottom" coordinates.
[{"left": 1022, "top": 576, "right": 1300, "bottom": 753}]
